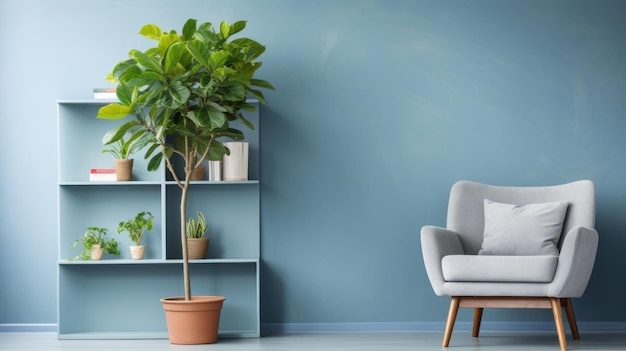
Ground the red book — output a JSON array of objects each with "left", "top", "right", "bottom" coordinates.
[{"left": 90, "top": 168, "right": 116, "bottom": 174}]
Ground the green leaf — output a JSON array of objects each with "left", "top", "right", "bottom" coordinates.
[
  {"left": 102, "top": 121, "right": 141, "bottom": 145},
  {"left": 132, "top": 50, "right": 164, "bottom": 75},
  {"left": 165, "top": 42, "right": 186, "bottom": 74},
  {"left": 214, "top": 127, "right": 245, "bottom": 140},
  {"left": 139, "top": 70, "right": 165, "bottom": 82},
  {"left": 144, "top": 142, "right": 160, "bottom": 159},
  {"left": 236, "top": 113, "right": 256, "bottom": 130},
  {"left": 208, "top": 106, "right": 227, "bottom": 128},
  {"left": 231, "top": 38, "right": 265, "bottom": 60},
  {"left": 220, "top": 21, "right": 230, "bottom": 38},
  {"left": 187, "top": 109, "right": 210, "bottom": 128},
  {"left": 182, "top": 18, "right": 197, "bottom": 39},
  {"left": 148, "top": 153, "right": 163, "bottom": 172},
  {"left": 158, "top": 33, "right": 181, "bottom": 57},
  {"left": 115, "top": 81, "right": 132, "bottom": 105},
  {"left": 207, "top": 141, "right": 228, "bottom": 161},
  {"left": 139, "top": 24, "right": 163, "bottom": 40},
  {"left": 222, "top": 83, "right": 247, "bottom": 101},
  {"left": 247, "top": 88, "right": 268, "bottom": 104},
  {"left": 250, "top": 78, "right": 275, "bottom": 90},
  {"left": 97, "top": 104, "right": 133, "bottom": 119},
  {"left": 209, "top": 51, "right": 231, "bottom": 70},
  {"left": 229, "top": 20, "right": 247, "bottom": 36},
  {"left": 169, "top": 83, "right": 191, "bottom": 105},
  {"left": 185, "top": 40, "right": 210, "bottom": 68}
]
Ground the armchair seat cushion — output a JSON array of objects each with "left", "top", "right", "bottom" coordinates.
[{"left": 442, "top": 255, "right": 558, "bottom": 283}]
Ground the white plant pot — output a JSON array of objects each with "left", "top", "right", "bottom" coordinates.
[
  {"left": 207, "top": 160, "right": 222, "bottom": 181},
  {"left": 223, "top": 142, "right": 248, "bottom": 181},
  {"left": 130, "top": 245, "right": 145, "bottom": 260},
  {"left": 90, "top": 244, "right": 104, "bottom": 260}
]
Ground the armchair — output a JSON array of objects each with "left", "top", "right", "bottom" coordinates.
[{"left": 421, "top": 180, "right": 598, "bottom": 351}]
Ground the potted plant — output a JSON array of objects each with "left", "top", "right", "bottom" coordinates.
[
  {"left": 71, "top": 226, "right": 121, "bottom": 261},
  {"left": 117, "top": 211, "right": 154, "bottom": 259},
  {"left": 96, "top": 18, "right": 273, "bottom": 344},
  {"left": 189, "top": 153, "right": 205, "bottom": 181},
  {"left": 101, "top": 127, "right": 151, "bottom": 181},
  {"left": 186, "top": 211, "right": 209, "bottom": 259}
]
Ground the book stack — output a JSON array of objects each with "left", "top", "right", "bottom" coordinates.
[
  {"left": 93, "top": 88, "right": 117, "bottom": 100},
  {"left": 89, "top": 168, "right": 117, "bottom": 181}
]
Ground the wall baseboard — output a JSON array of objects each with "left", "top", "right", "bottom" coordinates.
[
  {"left": 0, "top": 324, "right": 57, "bottom": 333},
  {"left": 2, "top": 322, "right": 624, "bottom": 334},
  {"left": 261, "top": 321, "right": 626, "bottom": 335}
]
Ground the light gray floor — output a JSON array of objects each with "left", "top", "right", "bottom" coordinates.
[{"left": 2, "top": 331, "right": 626, "bottom": 351}]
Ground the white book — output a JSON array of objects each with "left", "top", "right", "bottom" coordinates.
[
  {"left": 93, "top": 88, "right": 117, "bottom": 100},
  {"left": 89, "top": 168, "right": 117, "bottom": 181}
]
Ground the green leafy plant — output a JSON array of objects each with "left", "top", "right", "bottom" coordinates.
[
  {"left": 186, "top": 211, "right": 208, "bottom": 239},
  {"left": 118, "top": 211, "right": 154, "bottom": 245},
  {"left": 71, "top": 227, "right": 121, "bottom": 260},
  {"left": 101, "top": 127, "right": 151, "bottom": 159},
  {"left": 97, "top": 18, "right": 274, "bottom": 300}
]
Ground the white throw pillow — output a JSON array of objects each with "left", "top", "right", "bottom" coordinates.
[{"left": 478, "top": 199, "right": 568, "bottom": 256}]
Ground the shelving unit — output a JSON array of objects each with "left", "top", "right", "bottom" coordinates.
[{"left": 56, "top": 99, "right": 260, "bottom": 339}]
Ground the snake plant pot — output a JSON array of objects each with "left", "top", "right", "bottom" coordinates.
[
  {"left": 187, "top": 238, "right": 209, "bottom": 259},
  {"left": 114, "top": 159, "right": 133, "bottom": 181},
  {"left": 161, "top": 296, "right": 226, "bottom": 344},
  {"left": 129, "top": 245, "right": 145, "bottom": 260},
  {"left": 90, "top": 244, "right": 104, "bottom": 260}
]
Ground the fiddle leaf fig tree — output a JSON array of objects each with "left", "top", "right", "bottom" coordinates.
[{"left": 97, "top": 18, "right": 274, "bottom": 300}]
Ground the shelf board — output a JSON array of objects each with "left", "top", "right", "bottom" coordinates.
[
  {"left": 166, "top": 180, "right": 259, "bottom": 185},
  {"left": 57, "top": 99, "right": 119, "bottom": 104},
  {"left": 57, "top": 98, "right": 258, "bottom": 105},
  {"left": 57, "top": 329, "right": 259, "bottom": 340},
  {"left": 58, "top": 180, "right": 259, "bottom": 186},
  {"left": 59, "top": 181, "right": 162, "bottom": 186},
  {"left": 58, "top": 258, "right": 259, "bottom": 265}
]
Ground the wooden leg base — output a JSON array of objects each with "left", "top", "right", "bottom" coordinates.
[{"left": 441, "top": 297, "right": 579, "bottom": 351}]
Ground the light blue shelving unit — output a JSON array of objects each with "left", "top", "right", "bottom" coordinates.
[{"left": 56, "top": 99, "right": 260, "bottom": 339}]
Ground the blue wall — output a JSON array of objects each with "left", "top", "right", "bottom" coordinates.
[{"left": 1, "top": 0, "right": 625, "bottom": 331}]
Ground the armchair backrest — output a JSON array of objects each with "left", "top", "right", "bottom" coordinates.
[{"left": 447, "top": 180, "right": 596, "bottom": 255}]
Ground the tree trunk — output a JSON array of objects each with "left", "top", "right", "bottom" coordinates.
[{"left": 181, "top": 174, "right": 192, "bottom": 300}]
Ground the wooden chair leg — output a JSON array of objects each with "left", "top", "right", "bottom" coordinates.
[
  {"left": 562, "top": 298, "right": 580, "bottom": 340},
  {"left": 550, "top": 297, "right": 568, "bottom": 351},
  {"left": 443, "top": 297, "right": 461, "bottom": 347},
  {"left": 472, "top": 308, "right": 483, "bottom": 337}
]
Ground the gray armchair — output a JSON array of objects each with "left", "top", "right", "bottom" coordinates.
[{"left": 421, "top": 180, "right": 598, "bottom": 351}]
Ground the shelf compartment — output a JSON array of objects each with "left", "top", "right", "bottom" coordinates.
[
  {"left": 57, "top": 262, "right": 259, "bottom": 338},
  {"left": 59, "top": 185, "right": 163, "bottom": 260},
  {"left": 165, "top": 184, "right": 260, "bottom": 260},
  {"left": 57, "top": 102, "right": 162, "bottom": 183}
]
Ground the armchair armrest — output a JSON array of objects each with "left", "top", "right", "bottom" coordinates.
[
  {"left": 420, "top": 226, "right": 464, "bottom": 296},
  {"left": 548, "top": 226, "right": 599, "bottom": 297}
]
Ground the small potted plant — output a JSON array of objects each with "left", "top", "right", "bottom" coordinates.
[
  {"left": 72, "top": 227, "right": 121, "bottom": 260},
  {"left": 186, "top": 211, "right": 209, "bottom": 259},
  {"left": 101, "top": 127, "right": 151, "bottom": 181},
  {"left": 117, "top": 211, "right": 154, "bottom": 259}
]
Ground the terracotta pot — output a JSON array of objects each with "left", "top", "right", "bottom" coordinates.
[
  {"left": 129, "top": 245, "right": 145, "bottom": 260},
  {"left": 114, "top": 159, "right": 133, "bottom": 181},
  {"left": 191, "top": 165, "right": 205, "bottom": 181},
  {"left": 161, "top": 296, "right": 226, "bottom": 344},
  {"left": 187, "top": 238, "right": 210, "bottom": 259},
  {"left": 90, "top": 244, "right": 104, "bottom": 260}
]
